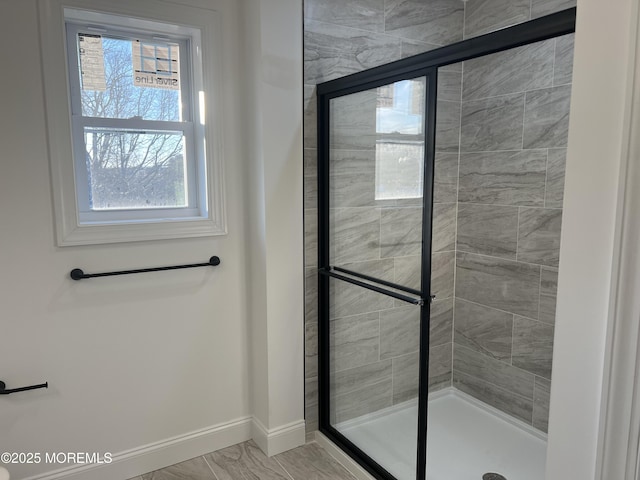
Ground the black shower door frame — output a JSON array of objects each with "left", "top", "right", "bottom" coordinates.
[{"left": 316, "top": 9, "right": 576, "bottom": 480}]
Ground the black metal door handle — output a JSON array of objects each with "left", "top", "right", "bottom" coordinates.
[{"left": 0, "top": 380, "right": 48, "bottom": 395}]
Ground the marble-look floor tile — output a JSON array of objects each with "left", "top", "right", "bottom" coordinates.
[
  {"left": 430, "top": 343, "right": 453, "bottom": 391},
  {"left": 331, "top": 311, "right": 380, "bottom": 371},
  {"left": 329, "top": 89, "right": 377, "bottom": 151},
  {"left": 433, "top": 202, "right": 457, "bottom": 252},
  {"left": 276, "top": 442, "right": 356, "bottom": 480},
  {"left": 453, "top": 370, "right": 533, "bottom": 424},
  {"left": 384, "top": 0, "right": 464, "bottom": 46},
  {"left": 523, "top": 85, "right": 572, "bottom": 149},
  {"left": 431, "top": 297, "right": 454, "bottom": 347},
  {"left": 432, "top": 251, "right": 456, "bottom": 300},
  {"left": 205, "top": 441, "right": 290, "bottom": 480},
  {"left": 304, "top": 0, "right": 385, "bottom": 33},
  {"left": 436, "top": 99, "right": 462, "bottom": 153},
  {"left": 456, "top": 252, "right": 541, "bottom": 318},
  {"left": 454, "top": 299, "right": 513, "bottom": 361},
  {"left": 545, "top": 148, "right": 567, "bottom": 208},
  {"left": 462, "top": 40, "right": 554, "bottom": 100},
  {"left": 454, "top": 344, "right": 535, "bottom": 398},
  {"left": 464, "top": 0, "right": 530, "bottom": 39},
  {"left": 533, "top": 376, "right": 551, "bottom": 432},
  {"left": 332, "top": 207, "right": 380, "bottom": 264},
  {"left": 539, "top": 267, "right": 558, "bottom": 325},
  {"left": 392, "top": 351, "right": 419, "bottom": 403},
  {"left": 458, "top": 150, "right": 547, "bottom": 206},
  {"left": 554, "top": 34, "right": 575, "bottom": 86},
  {"left": 380, "top": 305, "right": 421, "bottom": 359},
  {"left": 304, "top": 85, "right": 317, "bottom": 149},
  {"left": 456, "top": 203, "right": 519, "bottom": 259},
  {"left": 305, "top": 20, "right": 402, "bottom": 84},
  {"left": 512, "top": 316, "right": 554, "bottom": 379},
  {"left": 380, "top": 207, "right": 422, "bottom": 258},
  {"left": 460, "top": 94, "right": 525, "bottom": 152},
  {"left": 434, "top": 152, "right": 459, "bottom": 203},
  {"left": 531, "top": 0, "right": 576, "bottom": 19},
  {"left": 141, "top": 457, "right": 216, "bottom": 480},
  {"left": 517, "top": 207, "right": 562, "bottom": 267},
  {"left": 438, "top": 70, "right": 462, "bottom": 102}
]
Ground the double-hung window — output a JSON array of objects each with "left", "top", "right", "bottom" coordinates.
[{"left": 40, "top": 2, "right": 226, "bottom": 245}]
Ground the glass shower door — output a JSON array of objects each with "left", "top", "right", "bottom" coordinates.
[{"left": 319, "top": 75, "right": 433, "bottom": 480}]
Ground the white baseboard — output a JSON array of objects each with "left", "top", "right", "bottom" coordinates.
[
  {"left": 20, "top": 417, "right": 253, "bottom": 480},
  {"left": 251, "top": 418, "right": 306, "bottom": 457},
  {"left": 314, "top": 432, "right": 374, "bottom": 480}
]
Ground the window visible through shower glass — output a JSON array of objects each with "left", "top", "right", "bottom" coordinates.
[{"left": 327, "top": 76, "right": 427, "bottom": 480}]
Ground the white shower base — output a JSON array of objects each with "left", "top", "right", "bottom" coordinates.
[{"left": 336, "top": 388, "right": 547, "bottom": 480}]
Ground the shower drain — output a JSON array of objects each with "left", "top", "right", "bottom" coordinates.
[{"left": 482, "top": 474, "right": 507, "bottom": 480}]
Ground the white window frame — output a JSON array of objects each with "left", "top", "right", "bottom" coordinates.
[{"left": 39, "top": 0, "right": 227, "bottom": 246}]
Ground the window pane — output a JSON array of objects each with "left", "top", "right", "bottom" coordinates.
[
  {"left": 78, "top": 35, "right": 182, "bottom": 121},
  {"left": 84, "top": 128, "right": 187, "bottom": 210}
]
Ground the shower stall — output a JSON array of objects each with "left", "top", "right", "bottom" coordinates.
[{"left": 314, "top": 8, "right": 575, "bottom": 480}]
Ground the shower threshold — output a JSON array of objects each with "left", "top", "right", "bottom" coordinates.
[{"left": 335, "top": 388, "right": 547, "bottom": 480}]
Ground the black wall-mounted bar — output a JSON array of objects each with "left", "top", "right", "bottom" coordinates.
[
  {"left": 70, "top": 256, "right": 221, "bottom": 281},
  {"left": 332, "top": 266, "right": 423, "bottom": 297},
  {"left": 0, "top": 380, "right": 48, "bottom": 395}
]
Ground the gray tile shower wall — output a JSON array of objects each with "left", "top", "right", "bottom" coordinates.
[{"left": 303, "top": 0, "right": 574, "bottom": 436}]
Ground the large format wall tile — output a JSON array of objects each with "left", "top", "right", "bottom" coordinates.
[
  {"left": 305, "top": 148, "right": 318, "bottom": 178},
  {"left": 512, "top": 316, "right": 554, "bottom": 379},
  {"left": 433, "top": 203, "right": 457, "bottom": 252},
  {"left": 456, "top": 203, "right": 518, "bottom": 259},
  {"left": 330, "top": 260, "right": 395, "bottom": 318},
  {"left": 332, "top": 207, "right": 380, "bottom": 263},
  {"left": 517, "top": 207, "right": 562, "bottom": 267},
  {"left": 523, "top": 85, "right": 572, "bottom": 149},
  {"left": 392, "top": 352, "right": 419, "bottom": 403},
  {"left": 546, "top": 148, "right": 567, "bottom": 208},
  {"left": 305, "top": 175, "right": 318, "bottom": 210},
  {"left": 430, "top": 343, "right": 453, "bottom": 391},
  {"left": 531, "top": 0, "right": 576, "bottom": 19},
  {"left": 380, "top": 207, "right": 423, "bottom": 258},
  {"left": 400, "top": 38, "right": 441, "bottom": 58},
  {"left": 394, "top": 255, "right": 421, "bottom": 290},
  {"left": 438, "top": 70, "right": 463, "bottom": 102},
  {"left": 539, "top": 267, "right": 558, "bottom": 324},
  {"left": 436, "top": 100, "right": 462, "bottom": 153},
  {"left": 453, "top": 370, "right": 533, "bottom": 423},
  {"left": 431, "top": 297, "right": 454, "bottom": 347},
  {"left": 305, "top": 0, "right": 385, "bottom": 33},
  {"left": 306, "top": 322, "right": 318, "bottom": 378},
  {"left": 434, "top": 152, "right": 459, "bottom": 203},
  {"left": 304, "top": 86, "right": 317, "bottom": 148},
  {"left": 331, "top": 312, "right": 380, "bottom": 371},
  {"left": 456, "top": 252, "right": 541, "bottom": 318},
  {"left": 458, "top": 150, "right": 546, "bottom": 206},
  {"left": 305, "top": 267, "right": 318, "bottom": 325},
  {"left": 384, "top": 0, "right": 464, "bottom": 46},
  {"left": 331, "top": 170, "right": 376, "bottom": 207},
  {"left": 460, "top": 94, "right": 525, "bottom": 152},
  {"left": 432, "top": 251, "right": 456, "bottom": 299},
  {"left": 332, "top": 362, "right": 393, "bottom": 422},
  {"left": 305, "top": 20, "right": 402, "bottom": 84},
  {"left": 464, "top": 0, "right": 530, "bottom": 39},
  {"left": 533, "top": 376, "right": 551, "bottom": 432},
  {"left": 330, "top": 149, "right": 375, "bottom": 176},
  {"left": 462, "top": 40, "right": 554, "bottom": 100},
  {"left": 305, "top": 209, "right": 318, "bottom": 267},
  {"left": 454, "top": 344, "right": 535, "bottom": 398},
  {"left": 380, "top": 305, "right": 421, "bottom": 359},
  {"left": 329, "top": 90, "right": 377, "bottom": 150},
  {"left": 454, "top": 299, "right": 513, "bottom": 361},
  {"left": 554, "top": 34, "right": 575, "bottom": 85}
]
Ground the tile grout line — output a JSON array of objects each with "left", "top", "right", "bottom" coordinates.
[
  {"left": 201, "top": 454, "right": 221, "bottom": 480},
  {"left": 273, "top": 456, "right": 296, "bottom": 480},
  {"left": 461, "top": 82, "right": 572, "bottom": 105}
]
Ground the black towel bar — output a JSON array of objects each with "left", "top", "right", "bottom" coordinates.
[
  {"left": 70, "top": 256, "right": 221, "bottom": 280},
  {"left": 0, "top": 380, "right": 48, "bottom": 395}
]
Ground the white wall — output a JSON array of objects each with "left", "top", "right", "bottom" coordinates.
[
  {"left": 0, "top": 0, "right": 303, "bottom": 478},
  {"left": 547, "top": 0, "right": 636, "bottom": 478}
]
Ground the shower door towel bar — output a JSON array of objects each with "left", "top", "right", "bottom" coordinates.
[
  {"left": 0, "top": 380, "right": 48, "bottom": 395},
  {"left": 70, "top": 256, "right": 221, "bottom": 280},
  {"left": 320, "top": 268, "right": 425, "bottom": 305}
]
